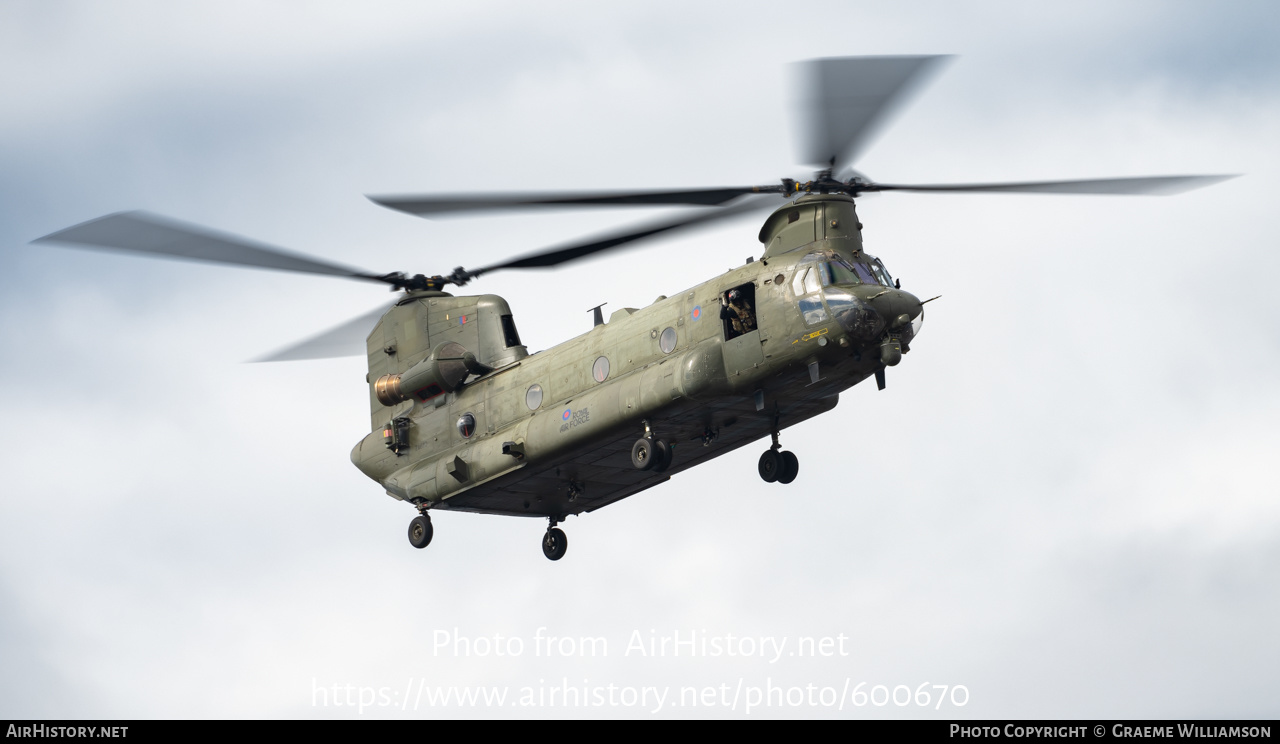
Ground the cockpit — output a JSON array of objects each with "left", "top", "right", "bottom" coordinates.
[
  {"left": 789, "top": 250, "right": 920, "bottom": 347},
  {"left": 791, "top": 251, "right": 897, "bottom": 325}
]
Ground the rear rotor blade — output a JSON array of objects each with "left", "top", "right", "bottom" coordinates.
[
  {"left": 252, "top": 303, "right": 394, "bottom": 362},
  {"left": 34, "top": 211, "right": 390, "bottom": 284},
  {"left": 469, "top": 195, "right": 778, "bottom": 277},
  {"left": 867, "top": 175, "right": 1237, "bottom": 196},
  {"left": 368, "top": 187, "right": 773, "bottom": 217},
  {"left": 796, "top": 55, "right": 949, "bottom": 173}
]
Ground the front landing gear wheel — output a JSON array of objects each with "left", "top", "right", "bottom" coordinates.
[
  {"left": 408, "top": 515, "right": 433, "bottom": 549},
  {"left": 758, "top": 449, "right": 798, "bottom": 484},
  {"left": 542, "top": 527, "right": 568, "bottom": 561},
  {"left": 777, "top": 451, "right": 799, "bottom": 484},
  {"left": 758, "top": 450, "right": 780, "bottom": 482}
]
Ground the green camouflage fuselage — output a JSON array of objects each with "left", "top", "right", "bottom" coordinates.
[{"left": 350, "top": 194, "right": 923, "bottom": 519}]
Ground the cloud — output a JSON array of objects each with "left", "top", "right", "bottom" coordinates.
[{"left": 1, "top": 0, "right": 1277, "bottom": 718}]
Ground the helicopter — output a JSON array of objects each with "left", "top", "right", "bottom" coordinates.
[{"left": 33, "top": 56, "right": 1232, "bottom": 561}]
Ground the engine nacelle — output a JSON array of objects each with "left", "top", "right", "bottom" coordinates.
[{"left": 374, "top": 341, "right": 487, "bottom": 405}]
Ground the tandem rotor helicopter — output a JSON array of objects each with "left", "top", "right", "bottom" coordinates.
[{"left": 35, "top": 57, "right": 1232, "bottom": 561}]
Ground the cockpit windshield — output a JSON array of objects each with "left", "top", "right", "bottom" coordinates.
[
  {"left": 819, "top": 255, "right": 893, "bottom": 287},
  {"left": 792, "top": 251, "right": 896, "bottom": 294}
]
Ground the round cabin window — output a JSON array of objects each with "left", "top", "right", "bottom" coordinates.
[
  {"left": 525, "top": 384, "right": 543, "bottom": 410},
  {"left": 592, "top": 356, "right": 610, "bottom": 383},
  {"left": 659, "top": 327, "right": 677, "bottom": 354},
  {"left": 456, "top": 413, "right": 476, "bottom": 438}
]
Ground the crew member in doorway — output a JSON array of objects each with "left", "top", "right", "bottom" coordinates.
[{"left": 723, "top": 289, "right": 757, "bottom": 335}]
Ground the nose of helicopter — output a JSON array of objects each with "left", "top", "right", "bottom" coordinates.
[
  {"left": 830, "top": 285, "right": 923, "bottom": 347},
  {"left": 867, "top": 288, "right": 923, "bottom": 357},
  {"left": 863, "top": 287, "right": 922, "bottom": 330}
]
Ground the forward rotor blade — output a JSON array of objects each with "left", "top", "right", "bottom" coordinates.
[
  {"left": 868, "top": 175, "right": 1238, "bottom": 196},
  {"left": 34, "top": 211, "right": 389, "bottom": 283},
  {"left": 470, "top": 194, "right": 778, "bottom": 276},
  {"left": 367, "top": 187, "right": 770, "bottom": 217},
  {"left": 796, "top": 55, "right": 949, "bottom": 174},
  {"left": 251, "top": 303, "right": 394, "bottom": 362}
]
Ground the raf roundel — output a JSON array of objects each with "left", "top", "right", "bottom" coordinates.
[
  {"left": 562, "top": 409, "right": 571, "bottom": 421},
  {"left": 691, "top": 305, "right": 702, "bottom": 321}
]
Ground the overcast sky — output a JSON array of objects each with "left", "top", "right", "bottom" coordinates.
[{"left": 2, "top": 0, "right": 1278, "bottom": 719}]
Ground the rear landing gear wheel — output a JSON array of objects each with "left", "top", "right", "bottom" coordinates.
[
  {"left": 408, "top": 515, "right": 433, "bottom": 549},
  {"left": 652, "top": 440, "right": 672, "bottom": 473},
  {"left": 777, "top": 450, "right": 799, "bottom": 484},
  {"left": 631, "top": 438, "right": 656, "bottom": 470},
  {"left": 542, "top": 527, "right": 568, "bottom": 561},
  {"left": 758, "top": 450, "right": 780, "bottom": 482}
]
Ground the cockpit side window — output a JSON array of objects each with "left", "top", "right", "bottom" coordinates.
[
  {"left": 803, "top": 267, "right": 822, "bottom": 295},
  {"left": 792, "top": 253, "right": 835, "bottom": 325},
  {"left": 871, "top": 259, "right": 895, "bottom": 287},
  {"left": 791, "top": 268, "right": 808, "bottom": 297}
]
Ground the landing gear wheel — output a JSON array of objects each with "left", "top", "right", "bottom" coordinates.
[
  {"left": 631, "top": 438, "right": 656, "bottom": 470},
  {"left": 777, "top": 450, "right": 799, "bottom": 484},
  {"left": 758, "top": 450, "right": 780, "bottom": 483},
  {"left": 542, "top": 527, "right": 568, "bottom": 561},
  {"left": 652, "top": 440, "right": 672, "bottom": 473},
  {"left": 408, "top": 515, "right": 433, "bottom": 549}
]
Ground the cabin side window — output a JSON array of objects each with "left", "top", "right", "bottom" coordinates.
[
  {"left": 456, "top": 413, "right": 476, "bottom": 438},
  {"left": 592, "top": 356, "right": 610, "bottom": 383},
  {"left": 659, "top": 327, "right": 677, "bottom": 354}
]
